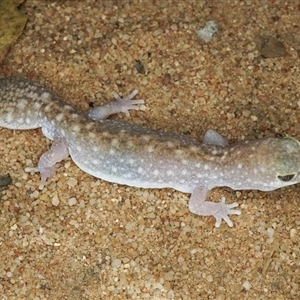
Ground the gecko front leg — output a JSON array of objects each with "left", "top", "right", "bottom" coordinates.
[
  {"left": 86, "top": 89, "right": 144, "bottom": 121},
  {"left": 189, "top": 187, "right": 241, "bottom": 227}
]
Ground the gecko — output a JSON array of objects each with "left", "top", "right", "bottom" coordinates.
[{"left": 1, "top": 77, "right": 300, "bottom": 227}]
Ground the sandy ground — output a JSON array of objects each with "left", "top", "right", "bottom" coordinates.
[{"left": 0, "top": 1, "right": 300, "bottom": 299}]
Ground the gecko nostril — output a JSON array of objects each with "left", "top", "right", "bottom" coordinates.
[{"left": 278, "top": 174, "right": 296, "bottom": 182}]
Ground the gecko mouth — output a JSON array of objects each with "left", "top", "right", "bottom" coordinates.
[{"left": 277, "top": 174, "right": 297, "bottom": 182}]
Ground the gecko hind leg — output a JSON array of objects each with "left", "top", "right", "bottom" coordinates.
[{"left": 25, "top": 138, "right": 69, "bottom": 189}]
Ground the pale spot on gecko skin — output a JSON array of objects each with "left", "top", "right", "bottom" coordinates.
[
  {"left": 112, "top": 166, "right": 117, "bottom": 172},
  {"left": 204, "top": 164, "right": 209, "bottom": 170},
  {"left": 111, "top": 138, "right": 119, "bottom": 146},
  {"left": 167, "top": 170, "right": 174, "bottom": 176},
  {"left": 195, "top": 163, "right": 201, "bottom": 168},
  {"left": 28, "top": 92, "right": 38, "bottom": 100},
  {"left": 40, "top": 92, "right": 51, "bottom": 100},
  {"left": 147, "top": 146, "right": 154, "bottom": 153},
  {"left": 92, "top": 146, "right": 98, "bottom": 152},
  {"left": 182, "top": 169, "right": 187, "bottom": 175},
  {"left": 5, "top": 112, "right": 13, "bottom": 123},
  {"left": 128, "top": 158, "right": 135, "bottom": 164},
  {"left": 181, "top": 159, "right": 188, "bottom": 165},
  {"left": 189, "top": 146, "right": 198, "bottom": 152},
  {"left": 85, "top": 123, "right": 93, "bottom": 130},
  {"left": 138, "top": 167, "right": 143, "bottom": 173},
  {"left": 127, "top": 140, "right": 134, "bottom": 147},
  {"left": 16, "top": 100, "right": 27, "bottom": 110},
  {"left": 44, "top": 104, "right": 52, "bottom": 112},
  {"left": 33, "top": 102, "right": 42, "bottom": 110},
  {"left": 167, "top": 141, "right": 175, "bottom": 148},
  {"left": 71, "top": 113, "right": 79, "bottom": 119},
  {"left": 175, "top": 149, "right": 184, "bottom": 156},
  {"left": 238, "top": 163, "right": 243, "bottom": 169},
  {"left": 55, "top": 113, "right": 64, "bottom": 122},
  {"left": 142, "top": 135, "right": 151, "bottom": 141},
  {"left": 153, "top": 169, "right": 159, "bottom": 176},
  {"left": 89, "top": 132, "right": 96, "bottom": 139},
  {"left": 72, "top": 125, "right": 81, "bottom": 132},
  {"left": 92, "top": 159, "right": 99, "bottom": 165},
  {"left": 59, "top": 129, "right": 66, "bottom": 137},
  {"left": 63, "top": 105, "right": 73, "bottom": 111},
  {"left": 109, "top": 149, "right": 115, "bottom": 155},
  {"left": 119, "top": 129, "right": 126, "bottom": 136}
]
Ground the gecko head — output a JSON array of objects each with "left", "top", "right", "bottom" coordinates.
[
  {"left": 265, "top": 137, "right": 300, "bottom": 190},
  {"left": 230, "top": 136, "right": 300, "bottom": 191}
]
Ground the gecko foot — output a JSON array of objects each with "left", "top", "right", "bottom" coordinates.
[
  {"left": 213, "top": 197, "right": 241, "bottom": 228},
  {"left": 112, "top": 90, "right": 145, "bottom": 117},
  {"left": 25, "top": 166, "right": 55, "bottom": 190}
]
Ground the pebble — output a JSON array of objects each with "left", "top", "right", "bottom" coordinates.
[
  {"left": 68, "top": 197, "right": 77, "bottom": 206},
  {"left": 257, "top": 36, "right": 287, "bottom": 58},
  {"left": 51, "top": 195, "right": 60, "bottom": 206}
]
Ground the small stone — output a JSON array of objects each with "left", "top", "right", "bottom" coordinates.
[
  {"left": 111, "top": 259, "right": 122, "bottom": 267},
  {"left": 19, "top": 215, "right": 28, "bottom": 223},
  {"left": 290, "top": 228, "right": 298, "bottom": 243},
  {"left": 197, "top": 20, "right": 218, "bottom": 42},
  {"left": 68, "top": 197, "right": 77, "bottom": 206},
  {"left": 257, "top": 36, "right": 286, "bottom": 58},
  {"left": 152, "top": 29, "right": 163, "bottom": 37},
  {"left": 267, "top": 227, "right": 275, "bottom": 238},
  {"left": 52, "top": 195, "right": 60, "bottom": 206},
  {"left": 67, "top": 178, "right": 78, "bottom": 187},
  {"left": 242, "top": 109, "right": 251, "bottom": 117},
  {"left": 243, "top": 280, "right": 252, "bottom": 290}
]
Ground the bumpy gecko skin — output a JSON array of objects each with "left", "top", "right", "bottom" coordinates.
[{"left": 1, "top": 77, "right": 300, "bottom": 227}]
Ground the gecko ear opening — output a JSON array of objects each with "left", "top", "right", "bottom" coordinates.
[{"left": 277, "top": 174, "right": 296, "bottom": 182}]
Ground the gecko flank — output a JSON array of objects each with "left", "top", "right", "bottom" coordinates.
[{"left": 1, "top": 77, "right": 300, "bottom": 227}]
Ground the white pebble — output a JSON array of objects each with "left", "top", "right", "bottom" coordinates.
[
  {"left": 243, "top": 280, "right": 252, "bottom": 290},
  {"left": 267, "top": 227, "right": 274, "bottom": 238},
  {"left": 51, "top": 195, "right": 60, "bottom": 206},
  {"left": 290, "top": 228, "right": 297, "bottom": 242},
  {"left": 6, "top": 272, "right": 13, "bottom": 278},
  {"left": 67, "top": 178, "right": 78, "bottom": 187},
  {"left": 111, "top": 259, "right": 122, "bottom": 267},
  {"left": 197, "top": 20, "right": 218, "bottom": 42},
  {"left": 68, "top": 197, "right": 77, "bottom": 206}
]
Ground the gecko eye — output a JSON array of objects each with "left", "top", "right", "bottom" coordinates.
[{"left": 277, "top": 174, "right": 296, "bottom": 182}]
